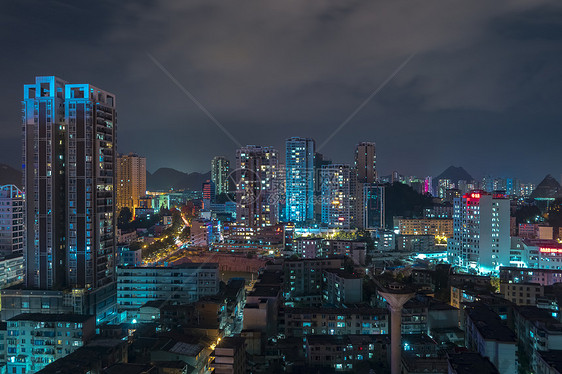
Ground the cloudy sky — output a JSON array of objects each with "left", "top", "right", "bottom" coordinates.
[{"left": 1, "top": 0, "right": 562, "bottom": 182}]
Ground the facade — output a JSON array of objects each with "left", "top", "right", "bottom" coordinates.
[
  {"left": 285, "top": 137, "right": 315, "bottom": 223},
  {"left": 235, "top": 146, "right": 279, "bottom": 228},
  {"left": 116, "top": 153, "right": 146, "bottom": 214},
  {"left": 395, "top": 218, "right": 453, "bottom": 238},
  {"left": 6, "top": 313, "right": 95, "bottom": 374},
  {"left": 305, "top": 335, "right": 388, "bottom": 372},
  {"left": 0, "top": 254, "right": 24, "bottom": 289},
  {"left": 500, "top": 283, "right": 544, "bottom": 305},
  {"left": 211, "top": 156, "right": 230, "bottom": 195},
  {"left": 0, "top": 185, "right": 24, "bottom": 257},
  {"left": 293, "top": 237, "right": 323, "bottom": 259},
  {"left": 211, "top": 337, "right": 246, "bottom": 374},
  {"left": 284, "top": 307, "right": 389, "bottom": 337},
  {"left": 321, "top": 164, "right": 351, "bottom": 228},
  {"left": 283, "top": 258, "right": 345, "bottom": 305},
  {"left": 117, "top": 246, "right": 142, "bottom": 267},
  {"left": 361, "top": 184, "right": 385, "bottom": 230},
  {"left": 322, "top": 269, "right": 363, "bottom": 306},
  {"left": 465, "top": 305, "right": 518, "bottom": 374},
  {"left": 500, "top": 266, "right": 562, "bottom": 286},
  {"left": 354, "top": 142, "right": 376, "bottom": 183},
  {"left": 514, "top": 306, "right": 562, "bottom": 372},
  {"left": 202, "top": 179, "right": 216, "bottom": 206},
  {"left": 21, "top": 76, "right": 117, "bottom": 322},
  {"left": 116, "top": 264, "right": 219, "bottom": 312},
  {"left": 447, "top": 191, "right": 511, "bottom": 274}
]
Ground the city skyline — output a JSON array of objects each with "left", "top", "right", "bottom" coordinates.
[{"left": 1, "top": 2, "right": 562, "bottom": 181}]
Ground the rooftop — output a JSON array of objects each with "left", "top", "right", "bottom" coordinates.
[
  {"left": 8, "top": 313, "right": 93, "bottom": 323},
  {"left": 465, "top": 306, "right": 517, "bottom": 342},
  {"left": 537, "top": 350, "right": 562, "bottom": 373},
  {"left": 448, "top": 352, "right": 499, "bottom": 374},
  {"left": 323, "top": 268, "right": 362, "bottom": 279}
]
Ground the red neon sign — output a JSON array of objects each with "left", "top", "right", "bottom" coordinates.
[
  {"left": 470, "top": 193, "right": 480, "bottom": 199},
  {"left": 540, "top": 247, "right": 562, "bottom": 254}
]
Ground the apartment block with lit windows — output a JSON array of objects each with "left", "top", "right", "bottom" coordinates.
[
  {"left": 6, "top": 313, "right": 95, "bottom": 374},
  {"left": 235, "top": 145, "right": 279, "bottom": 228},
  {"left": 0, "top": 185, "right": 24, "bottom": 257},
  {"left": 321, "top": 164, "right": 351, "bottom": 229},
  {"left": 116, "top": 153, "right": 147, "bottom": 214},
  {"left": 394, "top": 217, "right": 453, "bottom": 238},
  {"left": 447, "top": 191, "right": 510, "bottom": 274}
]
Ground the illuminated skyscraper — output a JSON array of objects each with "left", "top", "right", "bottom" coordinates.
[
  {"left": 211, "top": 156, "right": 230, "bottom": 195},
  {"left": 321, "top": 164, "right": 351, "bottom": 228},
  {"left": 116, "top": 153, "right": 146, "bottom": 214},
  {"left": 235, "top": 145, "right": 279, "bottom": 228},
  {"left": 285, "top": 137, "right": 315, "bottom": 223},
  {"left": 447, "top": 191, "right": 510, "bottom": 274},
  {"left": 15, "top": 76, "right": 117, "bottom": 322}
]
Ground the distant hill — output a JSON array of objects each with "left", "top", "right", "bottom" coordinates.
[
  {"left": 435, "top": 166, "right": 474, "bottom": 184},
  {"left": 147, "top": 168, "right": 210, "bottom": 191},
  {"left": 0, "top": 164, "right": 21, "bottom": 187},
  {"left": 530, "top": 174, "right": 562, "bottom": 200}
]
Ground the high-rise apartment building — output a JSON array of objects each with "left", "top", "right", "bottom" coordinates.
[
  {"left": 285, "top": 137, "right": 315, "bottom": 223},
  {"left": 235, "top": 145, "right": 279, "bottom": 228},
  {"left": 362, "top": 184, "right": 385, "bottom": 230},
  {"left": 211, "top": 156, "right": 230, "bottom": 195},
  {"left": 352, "top": 142, "right": 377, "bottom": 228},
  {"left": 116, "top": 153, "right": 146, "bottom": 214},
  {"left": 0, "top": 185, "right": 24, "bottom": 256},
  {"left": 19, "top": 76, "right": 117, "bottom": 322},
  {"left": 321, "top": 164, "right": 351, "bottom": 228},
  {"left": 447, "top": 191, "right": 511, "bottom": 274},
  {"left": 355, "top": 142, "right": 377, "bottom": 183}
]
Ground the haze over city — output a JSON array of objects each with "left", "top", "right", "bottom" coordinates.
[{"left": 1, "top": 1, "right": 562, "bottom": 180}]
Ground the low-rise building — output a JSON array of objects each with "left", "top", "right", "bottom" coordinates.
[
  {"left": 211, "top": 337, "right": 246, "bottom": 374},
  {"left": 447, "top": 352, "right": 499, "bottom": 374},
  {"left": 500, "top": 282, "right": 544, "bottom": 305},
  {"left": 514, "top": 306, "right": 562, "bottom": 372},
  {"left": 0, "top": 254, "right": 24, "bottom": 289},
  {"left": 464, "top": 305, "right": 518, "bottom": 374},
  {"left": 117, "top": 246, "right": 142, "bottom": 267},
  {"left": 117, "top": 264, "right": 219, "bottom": 315},
  {"left": 322, "top": 269, "right": 363, "bottom": 306},
  {"left": 6, "top": 313, "right": 95, "bottom": 374},
  {"left": 304, "top": 334, "right": 388, "bottom": 372},
  {"left": 500, "top": 266, "right": 562, "bottom": 286},
  {"left": 283, "top": 257, "right": 345, "bottom": 306},
  {"left": 536, "top": 350, "right": 562, "bottom": 374},
  {"left": 284, "top": 307, "right": 389, "bottom": 337},
  {"left": 394, "top": 217, "right": 453, "bottom": 238}
]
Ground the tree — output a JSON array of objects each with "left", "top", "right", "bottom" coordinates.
[
  {"left": 117, "top": 207, "right": 133, "bottom": 229},
  {"left": 515, "top": 204, "right": 543, "bottom": 225}
]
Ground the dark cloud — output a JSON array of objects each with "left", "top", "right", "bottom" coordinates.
[{"left": 1, "top": 0, "right": 561, "bottom": 183}]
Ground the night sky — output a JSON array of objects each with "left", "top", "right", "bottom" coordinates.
[{"left": 1, "top": 1, "right": 562, "bottom": 182}]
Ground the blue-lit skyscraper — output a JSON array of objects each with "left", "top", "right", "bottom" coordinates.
[{"left": 285, "top": 137, "right": 315, "bottom": 223}]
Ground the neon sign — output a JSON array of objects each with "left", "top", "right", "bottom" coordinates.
[{"left": 540, "top": 247, "right": 562, "bottom": 254}]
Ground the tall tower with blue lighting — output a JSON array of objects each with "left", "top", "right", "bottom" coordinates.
[{"left": 285, "top": 137, "right": 315, "bottom": 223}]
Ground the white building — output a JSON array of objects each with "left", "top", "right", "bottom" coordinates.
[
  {"left": 116, "top": 264, "right": 219, "bottom": 314},
  {"left": 447, "top": 191, "right": 511, "bottom": 274},
  {"left": 0, "top": 254, "right": 24, "bottom": 289},
  {"left": 0, "top": 185, "right": 23, "bottom": 257}
]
